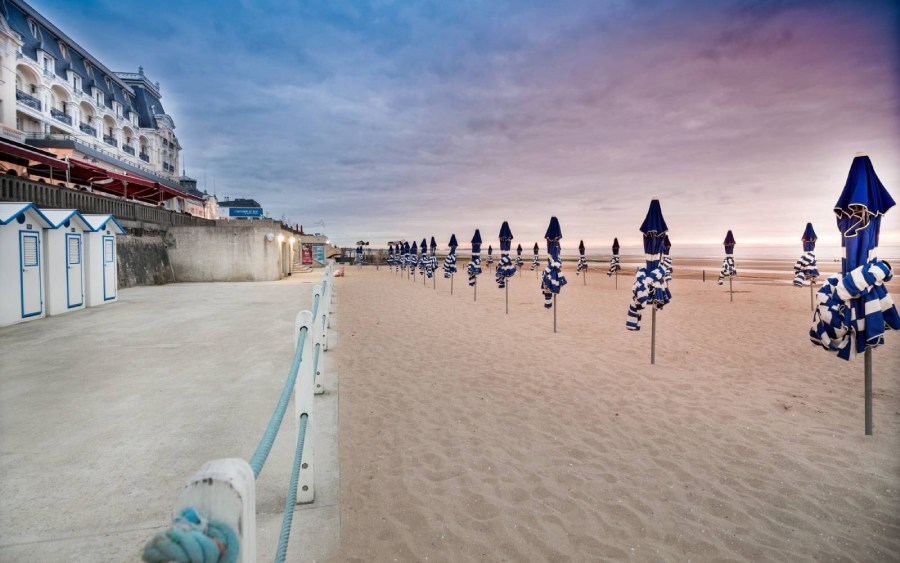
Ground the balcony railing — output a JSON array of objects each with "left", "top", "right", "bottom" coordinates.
[
  {"left": 139, "top": 152, "right": 150, "bottom": 163},
  {"left": 79, "top": 123, "right": 97, "bottom": 136},
  {"left": 50, "top": 108, "right": 73, "bottom": 126},
  {"left": 103, "top": 135, "right": 118, "bottom": 147},
  {"left": 15, "top": 89, "right": 41, "bottom": 111},
  {"left": 122, "top": 144, "right": 135, "bottom": 155}
]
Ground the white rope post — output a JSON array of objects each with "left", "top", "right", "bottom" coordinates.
[
  {"left": 172, "top": 459, "right": 257, "bottom": 563},
  {"left": 294, "top": 309, "right": 316, "bottom": 503}
]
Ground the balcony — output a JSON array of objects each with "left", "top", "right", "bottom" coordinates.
[
  {"left": 79, "top": 123, "right": 97, "bottom": 136},
  {"left": 122, "top": 144, "right": 135, "bottom": 155},
  {"left": 139, "top": 152, "right": 150, "bottom": 163},
  {"left": 50, "top": 108, "right": 73, "bottom": 126},
  {"left": 103, "top": 135, "right": 118, "bottom": 147},
  {"left": 15, "top": 89, "right": 41, "bottom": 111}
]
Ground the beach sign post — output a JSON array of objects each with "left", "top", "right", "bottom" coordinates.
[
  {"left": 793, "top": 223, "right": 820, "bottom": 311},
  {"left": 541, "top": 216, "right": 567, "bottom": 333},
  {"left": 626, "top": 199, "right": 672, "bottom": 364},
  {"left": 810, "top": 154, "right": 898, "bottom": 435},
  {"left": 496, "top": 221, "right": 516, "bottom": 314},
  {"left": 443, "top": 234, "right": 458, "bottom": 295},
  {"left": 467, "top": 229, "right": 483, "bottom": 302},
  {"left": 718, "top": 231, "right": 737, "bottom": 301},
  {"left": 576, "top": 240, "right": 588, "bottom": 284},
  {"left": 608, "top": 238, "right": 621, "bottom": 289}
]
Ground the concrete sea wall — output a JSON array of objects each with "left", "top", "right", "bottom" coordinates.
[
  {"left": 117, "top": 230, "right": 175, "bottom": 287},
  {"left": 167, "top": 224, "right": 285, "bottom": 282}
]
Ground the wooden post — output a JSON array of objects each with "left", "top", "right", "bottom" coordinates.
[
  {"left": 865, "top": 348, "right": 873, "bottom": 435},
  {"left": 651, "top": 307, "right": 657, "bottom": 365}
]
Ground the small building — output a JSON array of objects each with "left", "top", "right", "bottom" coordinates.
[
  {"left": 218, "top": 197, "right": 264, "bottom": 220},
  {"left": 81, "top": 214, "right": 125, "bottom": 306},
  {"left": 0, "top": 202, "right": 52, "bottom": 326},
  {"left": 40, "top": 209, "right": 92, "bottom": 316}
]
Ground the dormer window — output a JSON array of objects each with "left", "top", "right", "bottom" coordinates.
[
  {"left": 105, "top": 76, "right": 112, "bottom": 89},
  {"left": 42, "top": 55, "right": 55, "bottom": 74},
  {"left": 96, "top": 91, "right": 103, "bottom": 106},
  {"left": 59, "top": 42, "right": 68, "bottom": 60},
  {"left": 73, "top": 75, "right": 81, "bottom": 92},
  {"left": 28, "top": 20, "right": 38, "bottom": 38},
  {"left": 84, "top": 61, "right": 93, "bottom": 77}
]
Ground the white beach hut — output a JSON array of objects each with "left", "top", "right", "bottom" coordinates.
[
  {"left": 82, "top": 214, "right": 126, "bottom": 307},
  {"left": 0, "top": 202, "right": 53, "bottom": 327},
  {"left": 41, "top": 209, "right": 93, "bottom": 316}
]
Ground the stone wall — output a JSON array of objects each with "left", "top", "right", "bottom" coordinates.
[
  {"left": 117, "top": 229, "right": 175, "bottom": 287},
  {"left": 166, "top": 224, "right": 288, "bottom": 282}
]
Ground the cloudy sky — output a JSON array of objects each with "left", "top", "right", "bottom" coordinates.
[{"left": 35, "top": 0, "right": 900, "bottom": 251}]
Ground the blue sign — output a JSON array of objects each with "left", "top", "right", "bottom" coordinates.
[
  {"left": 228, "top": 207, "right": 263, "bottom": 217},
  {"left": 313, "top": 244, "right": 325, "bottom": 262}
]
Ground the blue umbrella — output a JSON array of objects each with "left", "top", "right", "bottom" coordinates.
[
  {"left": 401, "top": 241, "right": 410, "bottom": 276},
  {"left": 467, "top": 229, "right": 483, "bottom": 300},
  {"left": 607, "top": 238, "right": 621, "bottom": 287},
  {"left": 387, "top": 244, "right": 395, "bottom": 270},
  {"left": 662, "top": 235, "right": 673, "bottom": 282},
  {"left": 443, "top": 235, "right": 458, "bottom": 293},
  {"left": 717, "top": 230, "right": 737, "bottom": 299},
  {"left": 810, "top": 154, "right": 899, "bottom": 434},
  {"left": 496, "top": 222, "right": 517, "bottom": 313},
  {"left": 428, "top": 237, "right": 438, "bottom": 284},
  {"left": 515, "top": 243, "right": 524, "bottom": 270},
  {"left": 541, "top": 216, "right": 567, "bottom": 332},
  {"left": 419, "top": 238, "right": 428, "bottom": 282},
  {"left": 409, "top": 240, "right": 418, "bottom": 280},
  {"left": 626, "top": 199, "right": 671, "bottom": 364},
  {"left": 576, "top": 240, "right": 588, "bottom": 281},
  {"left": 531, "top": 242, "right": 540, "bottom": 274},
  {"left": 355, "top": 244, "right": 363, "bottom": 267},
  {"left": 793, "top": 224, "right": 820, "bottom": 311},
  {"left": 486, "top": 244, "right": 494, "bottom": 271}
]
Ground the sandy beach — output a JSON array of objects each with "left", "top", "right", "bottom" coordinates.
[{"left": 335, "top": 262, "right": 900, "bottom": 561}]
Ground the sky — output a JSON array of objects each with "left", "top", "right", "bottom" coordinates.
[{"left": 32, "top": 0, "right": 900, "bottom": 251}]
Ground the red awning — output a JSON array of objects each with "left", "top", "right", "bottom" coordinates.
[{"left": 0, "top": 138, "right": 68, "bottom": 169}]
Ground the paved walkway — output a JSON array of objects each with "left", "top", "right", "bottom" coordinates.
[{"left": 0, "top": 273, "right": 340, "bottom": 561}]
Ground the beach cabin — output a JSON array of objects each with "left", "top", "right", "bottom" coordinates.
[
  {"left": 41, "top": 210, "right": 93, "bottom": 316},
  {"left": 0, "top": 203, "right": 53, "bottom": 327},
  {"left": 82, "top": 214, "right": 126, "bottom": 307}
]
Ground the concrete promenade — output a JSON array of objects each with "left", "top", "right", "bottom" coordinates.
[{"left": 0, "top": 273, "right": 340, "bottom": 561}]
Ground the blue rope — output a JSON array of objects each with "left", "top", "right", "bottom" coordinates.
[
  {"left": 248, "top": 327, "right": 308, "bottom": 478},
  {"left": 142, "top": 507, "right": 239, "bottom": 563},
  {"left": 274, "top": 413, "right": 309, "bottom": 563}
]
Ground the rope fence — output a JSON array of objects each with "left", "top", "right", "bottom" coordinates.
[{"left": 142, "top": 263, "right": 335, "bottom": 563}]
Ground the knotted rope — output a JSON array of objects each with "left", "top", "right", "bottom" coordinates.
[
  {"left": 810, "top": 260, "right": 899, "bottom": 360},
  {"left": 495, "top": 252, "right": 516, "bottom": 288},
  {"left": 717, "top": 257, "right": 736, "bottom": 285},
  {"left": 443, "top": 251, "right": 457, "bottom": 278},
  {"left": 142, "top": 508, "right": 239, "bottom": 563},
  {"left": 607, "top": 255, "right": 620, "bottom": 276},
  {"left": 626, "top": 264, "right": 671, "bottom": 331},
  {"left": 793, "top": 251, "right": 819, "bottom": 287}
]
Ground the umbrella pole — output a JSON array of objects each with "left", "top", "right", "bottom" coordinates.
[
  {"left": 553, "top": 295, "right": 557, "bottom": 333},
  {"left": 474, "top": 282, "right": 477, "bottom": 302},
  {"left": 583, "top": 267, "right": 586, "bottom": 285},
  {"left": 810, "top": 280, "right": 814, "bottom": 312},
  {"left": 865, "top": 348, "right": 873, "bottom": 435},
  {"left": 451, "top": 275, "right": 454, "bottom": 295},
  {"left": 651, "top": 307, "right": 657, "bottom": 364},
  {"left": 615, "top": 269, "right": 618, "bottom": 290},
  {"left": 505, "top": 283, "right": 508, "bottom": 315},
  {"left": 729, "top": 277, "right": 733, "bottom": 302},
  {"left": 433, "top": 274, "right": 436, "bottom": 290}
]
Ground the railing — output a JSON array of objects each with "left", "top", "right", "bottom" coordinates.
[
  {"left": 141, "top": 266, "right": 335, "bottom": 563},
  {"left": 79, "top": 123, "right": 97, "bottom": 136},
  {"left": 122, "top": 144, "right": 135, "bottom": 155},
  {"left": 50, "top": 108, "right": 72, "bottom": 125},
  {"left": 139, "top": 152, "right": 150, "bottom": 162},
  {"left": 0, "top": 176, "right": 215, "bottom": 227},
  {"left": 103, "top": 135, "right": 118, "bottom": 147},
  {"left": 16, "top": 89, "right": 41, "bottom": 111}
]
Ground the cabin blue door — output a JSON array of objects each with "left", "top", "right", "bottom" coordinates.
[
  {"left": 19, "top": 231, "right": 42, "bottom": 318},
  {"left": 102, "top": 235, "right": 116, "bottom": 301},
  {"left": 66, "top": 233, "right": 84, "bottom": 308}
]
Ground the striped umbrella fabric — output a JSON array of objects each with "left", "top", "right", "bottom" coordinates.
[
  {"left": 409, "top": 240, "right": 419, "bottom": 275},
  {"left": 419, "top": 238, "right": 429, "bottom": 277},
  {"left": 496, "top": 221, "right": 517, "bottom": 288},
  {"left": 467, "top": 229, "right": 483, "bottom": 287},
  {"left": 811, "top": 155, "right": 899, "bottom": 360},
  {"left": 541, "top": 216, "right": 567, "bottom": 309},
  {"left": 515, "top": 243, "right": 524, "bottom": 269},
  {"left": 387, "top": 244, "right": 395, "bottom": 269},
  {"left": 626, "top": 199, "right": 671, "bottom": 331},
  {"left": 717, "top": 230, "right": 736, "bottom": 285},
  {"left": 428, "top": 237, "right": 439, "bottom": 278},
  {"left": 355, "top": 244, "right": 363, "bottom": 266},
  {"left": 531, "top": 242, "right": 540, "bottom": 270},
  {"left": 794, "top": 223, "right": 820, "bottom": 286},
  {"left": 401, "top": 241, "right": 410, "bottom": 272},
  {"left": 443, "top": 234, "right": 458, "bottom": 277},
  {"left": 662, "top": 235, "right": 673, "bottom": 282},
  {"left": 607, "top": 238, "right": 621, "bottom": 276},
  {"left": 576, "top": 240, "right": 588, "bottom": 276}
]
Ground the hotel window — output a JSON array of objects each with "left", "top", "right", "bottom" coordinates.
[
  {"left": 73, "top": 75, "right": 81, "bottom": 92},
  {"left": 96, "top": 91, "right": 103, "bottom": 106},
  {"left": 28, "top": 20, "right": 38, "bottom": 38},
  {"left": 43, "top": 55, "right": 54, "bottom": 72},
  {"left": 84, "top": 61, "right": 92, "bottom": 76},
  {"left": 59, "top": 42, "right": 68, "bottom": 60},
  {"left": 105, "top": 76, "right": 112, "bottom": 89}
]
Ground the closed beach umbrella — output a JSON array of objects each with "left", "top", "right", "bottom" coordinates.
[
  {"left": 428, "top": 237, "right": 438, "bottom": 282},
  {"left": 409, "top": 240, "right": 418, "bottom": 280},
  {"left": 496, "top": 222, "right": 517, "bottom": 314},
  {"left": 443, "top": 234, "right": 459, "bottom": 294},
  {"left": 531, "top": 242, "right": 540, "bottom": 276},
  {"left": 486, "top": 244, "right": 494, "bottom": 271},
  {"left": 387, "top": 244, "right": 395, "bottom": 270},
  {"left": 401, "top": 241, "right": 410, "bottom": 276},
  {"left": 541, "top": 216, "right": 567, "bottom": 332},
  {"left": 626, "top": 199, "right": 671, "bottom": 364},
  {"left": 419, "top": 238, "right": 428, "bottom": 283},
  {"left": 718, "top": 230, "right": 737, "bottom": 301},
  {"left": 467, "top": 229, "right": 483, "bottom": 301},
  {"left": 607, "top": 237, "right": 621, "bottom": 288},
  {"left": 355, "top": 244, "right": 364, "bottom": 267},
  {"left": 794, "top": 223, "right": 820, "bottom": 310},
  {"left": 810, "top": 154, "right": 899, "bottom": 434},
  {"left": 576, "top": 240, "right": 588, "bottom": 281},
  {"left": 662, "top": 235, "right": 673, "bottom": 282},
  {"left": 515, "top": 243, "right": 524, "bottom": 270}
]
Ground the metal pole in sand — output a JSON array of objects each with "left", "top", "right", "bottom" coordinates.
[
  {"left": 553, "top": 295, "right": 557, "bottom": 333},
  {"left": 423, "top": 271, "right": 426, "bottom": 286},
  {"left": 583, "top": 266, "right": 586, "bottom": 285},
  {"left": 474, "top": 281, "right": 477, "bottom": 302},
  {"left": 433, "top": 274, "right": 436, "bottom": 290},
  {"left": 810, "top": 280, "right": 815, "bottom": 312},
  {"left": 865, "top": 348, "right": 873, "bottom": 435},
  {"left": 451, "top": 275, "right": 454, "bottom": 295},
  {"left": 505, "top": 283, "right": 509, "bottom": 314},
  {"left": 729, "top": 277, "right": 733, "bottom": 302},
  {"left": 702, "top": 270, "right": 705, "bottom": 283},
  {"left": 651, "top": 307, "right": 657, "bottom": 364}
]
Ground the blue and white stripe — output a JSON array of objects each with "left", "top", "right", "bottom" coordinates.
[
  {"left": 576, "top": 256, "right": 588, "bottom": 276},
  {"left": 531, "top": 253, "right": 539, "bottom": 270},
  {"left": 810, "top": 260, "right": 900, "bottom": 360},
  {"left": 625, "top": 264, "right": 671, "bottom": 330},
  {"left": 495, "top": 252, "right": 517, "bottom": 288},
  {"left": 607, "top": 255, "right": 621, "bottom": 276},
  {"left": 443, "top": 250, "right": 457, "bottom": 278},
  {"left": 662, "top": 256, "right": 673, "bottom": 282},
  {"left": 467, "top": 255, "right": 482, "bottom": 286},
  {"left": 540, "top": 249, "right": 567, "bottom": 308},
  {"left": 793, "top": 252, "right": 819, "bottom": 286},
  {"left": 717, "top": 257, "right": 736, "bottom": 285}
]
